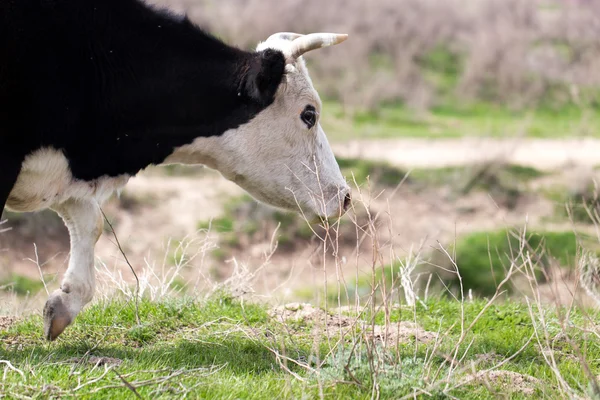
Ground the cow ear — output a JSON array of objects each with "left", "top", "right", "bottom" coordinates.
[{"left": 243, "top": 49, "right": 285, "bottom": 105}]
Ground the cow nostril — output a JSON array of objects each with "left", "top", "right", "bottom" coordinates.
[{"left": 343, "top": 192, "right": 351, "bottom": 212}]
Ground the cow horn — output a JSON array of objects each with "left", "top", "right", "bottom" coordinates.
[
  {"left": 266, "top": 32, "right": 304, "bottom": 42},
  {"left": 289, "top": 33, "right": 348, "bottom": 61}
]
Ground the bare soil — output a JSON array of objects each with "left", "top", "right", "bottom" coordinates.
[
  {"left": 461, "top": 370, "right": 542, "bottom": 395},
  {"left": 333, "top": 138, "right": 600, "bottom": 170}
]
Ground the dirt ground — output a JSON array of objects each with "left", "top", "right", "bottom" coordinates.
[
  {"left": 333, "top": 138, "right": 600, "bottom": 170},
  {"left": 1, "top": 138, "right": 599, "bottom": 309}
]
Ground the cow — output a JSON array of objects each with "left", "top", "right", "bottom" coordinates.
[{"left": 0, "top": 0, "right": 350, "bottom": 340}]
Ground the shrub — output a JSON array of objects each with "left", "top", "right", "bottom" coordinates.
[{"left": 437, "top": 230, "right": 588, "bottom": 296}]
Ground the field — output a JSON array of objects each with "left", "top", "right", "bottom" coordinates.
[{"left": 3, "top": 0, "right": 600, "bottom": 398}]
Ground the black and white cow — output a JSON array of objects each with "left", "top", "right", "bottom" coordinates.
[{"left": 0, "top": 0, "right": 350, "bottom": 340}]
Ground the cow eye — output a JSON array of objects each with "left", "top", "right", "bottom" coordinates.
[{"left": 300, "top": 105, "right": 317, "bottom": 129}]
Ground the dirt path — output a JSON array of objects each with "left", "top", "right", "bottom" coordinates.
[{"left": 333, "top": 138, "right": 600, "bottom": 170}]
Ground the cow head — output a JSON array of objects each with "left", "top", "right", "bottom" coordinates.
[{"left": 169, "top": 33, "right": 350, "bottom": 218}]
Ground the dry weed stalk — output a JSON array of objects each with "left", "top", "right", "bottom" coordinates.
[{"left": 95, "top": 230, "right": 215, "bottom": 302}]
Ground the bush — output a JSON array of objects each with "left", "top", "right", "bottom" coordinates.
[{"left": 438, "top": 230, "right": 587, "bottom": 296}]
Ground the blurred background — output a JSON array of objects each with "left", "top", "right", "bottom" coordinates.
[{"left": 2, "top": 0, "right": 600, "bottom": 312}]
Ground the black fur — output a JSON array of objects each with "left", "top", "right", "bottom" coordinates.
[
  {"left": 242, "top": 49, "right": 286, "bottom": 106},
  {"left": 0, "top": 0, "right": 286, "bottom": 214}
]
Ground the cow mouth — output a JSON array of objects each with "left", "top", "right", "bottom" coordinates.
[{"left": 240, "top": 180, "right": 350, "bottom": 220}]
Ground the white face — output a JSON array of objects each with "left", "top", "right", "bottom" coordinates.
[
  {"left": 221, "top": 68, "right": 349, "bottom": 217},
  {"left": 167, "top": 34, "right": 350, "bottom": 218}
]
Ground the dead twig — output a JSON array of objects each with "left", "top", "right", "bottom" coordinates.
[{"left": 100, "top": 207, "right": 140, "bottom": 325}]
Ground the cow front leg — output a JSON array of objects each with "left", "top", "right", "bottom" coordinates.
[{"left": 43, "top": 199, "right": 103, "bottom": 341}]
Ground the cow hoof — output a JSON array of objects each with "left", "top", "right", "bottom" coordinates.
[{"left": 43, "top": 290, "right": 73, "bottom": 341}]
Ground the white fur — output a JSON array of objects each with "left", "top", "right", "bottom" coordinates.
[
  {"left": 7, "top": 148, "right": 128, "bottom": 336},
  {"left": 7, "top": 148, "right": 129, "bottom": 212},
  {"left": 50, "top": 198, "right": 103, "bottom": 317}
]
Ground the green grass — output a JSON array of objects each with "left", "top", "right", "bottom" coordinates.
[
  {"left": 0, "top": 296, "right": 598, "bottom": 398},
  {"left": 301, "top": 228, "right": 585, "bottom": 306},
  {"left": 376, "top": 299, "right": 600, "bottom": 397},
  {"left": 322, "top": 101, "right": 600, "bottom": 141}
]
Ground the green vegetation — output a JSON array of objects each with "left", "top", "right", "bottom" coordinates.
[
  {"left": 0, "top": 296, "right": 597, "bottom": 398},
  {"left": 322, "top": 100, "right": 600, "bottom": 141},
  {"left": 376, "top": 299, "right": 600, "bottom": 398},
  {"left": 410, "top": 163, "right": 543, "bottom": 204},
  {"left": 0, "top": 274, "right": 44, "bottom": 296},
  {"left": 318, "top": 263, "right": 399, "bottom": 305},
  {"left": 439, "top": 230, "right": 592, "bottom": 296}
]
